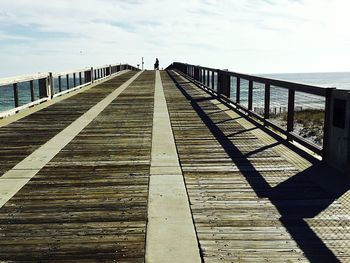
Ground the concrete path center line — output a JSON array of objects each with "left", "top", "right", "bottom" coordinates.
[
  {"left": 145, "top": 71, "right": 201, "bottom": 263},
  {"left": 0, "top": 71, "right": 143, "bottom": 208}
]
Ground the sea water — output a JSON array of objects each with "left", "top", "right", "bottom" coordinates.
[
  {"left": 224, "top": 72, "right": 350, "bottom": 112},
  {"left": 0, "top": 76, "right": 85, "bottom": 113}
]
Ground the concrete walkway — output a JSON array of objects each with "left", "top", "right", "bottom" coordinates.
[{"left": 145, "top": 71, "right": 201, "bottom": 263}]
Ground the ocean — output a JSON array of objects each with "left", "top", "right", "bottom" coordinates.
[
  {"left": 1, "top": 72, "right": 350, "bottom": 113},
  {"left": 229, "top": 72, "right": 350, "bottom": 112},
  {"left": 0, "top": 76, "right": 85, "bottom": 113},
  {"left": 261, "top": 72, "right": 350, "bottom": 90}
]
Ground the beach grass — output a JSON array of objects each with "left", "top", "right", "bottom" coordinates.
[{"left": 270, "top": 109, "right": 324, "bottom": 146}]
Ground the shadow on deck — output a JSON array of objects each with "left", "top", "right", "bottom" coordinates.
[{"left": 168, "top": 70, "right": 350, "bottom": 263}]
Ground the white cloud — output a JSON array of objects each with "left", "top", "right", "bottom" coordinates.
[{"left": 0, "top": 0, "right": 349, "bottom": 77}]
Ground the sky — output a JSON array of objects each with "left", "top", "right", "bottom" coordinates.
[{"left": 0, "top": 0, "right": 350, "bottom": 77}]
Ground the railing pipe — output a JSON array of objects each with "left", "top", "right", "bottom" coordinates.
[
  {"left": 168, "top": 62, "right": 335, "bottom": 158},
  {"left": 0, "top": 63, "right": 138, "bottom": 118}
]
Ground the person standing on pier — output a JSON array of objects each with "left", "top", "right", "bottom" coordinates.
[{"left": 154, "top": 58, "right": 159, "bottom": 70}]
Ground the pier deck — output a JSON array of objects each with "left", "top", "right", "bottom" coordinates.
[{"left": 0, "top": 70, "right": 349, "bottom": 262}]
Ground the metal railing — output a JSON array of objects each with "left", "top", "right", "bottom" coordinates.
[
  {"left": 168, "top": 62, "right": 335, "bottom": 157},
  {"left": 0, "top": 63, "right": 139, "bottom": 118}
]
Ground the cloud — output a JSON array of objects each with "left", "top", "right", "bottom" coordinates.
[{"left": 0, "top": 0, "right": 350, "bottom": 77}]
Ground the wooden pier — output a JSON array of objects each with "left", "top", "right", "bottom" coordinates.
[{"left": 0, "top": 69, "right": 349, "bottom": 262}]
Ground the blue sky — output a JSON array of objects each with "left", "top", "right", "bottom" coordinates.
[{"left": 0, "top": 0, "right": 349, "bottom": 77}]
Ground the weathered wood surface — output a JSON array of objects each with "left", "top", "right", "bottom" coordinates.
[
  {"left": 0, "top": 69, "right": 349, "bottom": 262},
  {"left": 0, "top": 71, "right": 154, "bottom": 261},
  {"left": 0, "top": 71, "right": 137, "bottom": 177},
  {"left": 163, "top": 71, "right": 350, "bottom": 263}
]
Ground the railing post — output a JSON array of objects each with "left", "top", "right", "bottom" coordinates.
[
  {"left": 211, "top": 71, "right": 215, "bottom": 90},
  {"left": 84, "top": 69, "right": 91, "bottom": 83},
  {"left": 49, "top": 72, "right": 54, "bottom": 98},
  {"left": 217, "top": 71, "right": 230, "bottom": 98},
  {"left": 264, "top": 83, "right": 270, "bottom": 120},
  {"left": 38, "top": 77, "right": 48, "bottom": 98},
  {"left": 248, "top": 80, "right": 253, "bottom": 110},
  {"left": 322, "top": 88, "right": 334, "bottom": 160},
  {"left": 91, "top": 67, "right": 94, "bottom": 83},
  {"left": 217, "top": 71, "right": 221, "bottom": 95},
  {"left": 287, "top": 89, "right": 295, "bottom": 138},
  {"left": 73, "top": 73, "right": 76, "bottom": 87},
  {"left": 194, "top": 67, "right": 199, "bottom": 81},
  {"left": 207, "top": 70, "right": 209, "bottom": 87},
  {"left": 30, "top": 80, "right": 35, "bottom": 102},
  {"left": 323, "top": 89, "right": 350, "bottom": 176},
  {"left": 13, "top": 83, "right": 19, "bottom": 108},
  {"left": 58, "top": 76, "right": 62, "bottom": 92},
  {"left": 66, "top": 74, "right": 69, "bottom": 90},
  {"left": 236, "top": 77, "right": 240, "bottom": 104},
  {"left": 79, "top": 72, "right": 82, "bottom": 85}
]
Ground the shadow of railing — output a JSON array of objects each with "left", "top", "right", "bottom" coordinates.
[{"left": 168, "top": 71, "right": 349, "bottom": 263}]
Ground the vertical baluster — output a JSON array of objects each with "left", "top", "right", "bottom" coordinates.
[
  {"left": 73, "top": 73, "right": 76, "bottom": 87},
  {"left": 13, "top": 83, "right": 19, "bottom": 108},
  {"left": 212, "top": 71, "right": 215, "bottom": 90},
  {"left": 58, "top": 76, "right": 62, "bottom": 92},
  {"left": 30, "top": 80, "right": 35, "bottom": 102},
  {"left": 264, "top": 83, "right": 270, "bottom": 120},
  {"left": 236, "top": 77, "right": 241, "bottom": 104},
  {"left": 66, "top": 74, "right": 69, "bottom": 90},
  {"left": 49, "top": 72, "right": 54, "bottom": 98},
  {"left": 287, "top": 89, "right": 295, "bottom": 138},
  {"left": 207, "top": 70, "right": 209, "bottom": 87},
  {"left": 248, "top": 80, "right": 253, "bottom": 110},
  {"left": 79, "top": 72, "right": 82, "bottom": 85}
]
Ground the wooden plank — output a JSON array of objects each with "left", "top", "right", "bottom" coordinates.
[
  {"left": 0, "top": 71, "right": 155, "bottom": 261},
  {"left": 0, "top": 72, "right": 137, "bottom": 176},
  {"left": 164, "top": 70, "right": 349, "bottom": 263}
]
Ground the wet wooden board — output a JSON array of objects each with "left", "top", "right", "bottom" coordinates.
[
  {"left": 163, "top": 71, "right": 350, "bottom": 263},
  {"left": 0, "top": 71, "right": 137, "bottom": 177},
  {"left": 0, "top": 71, "right": 155, "bottom": 262}
]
